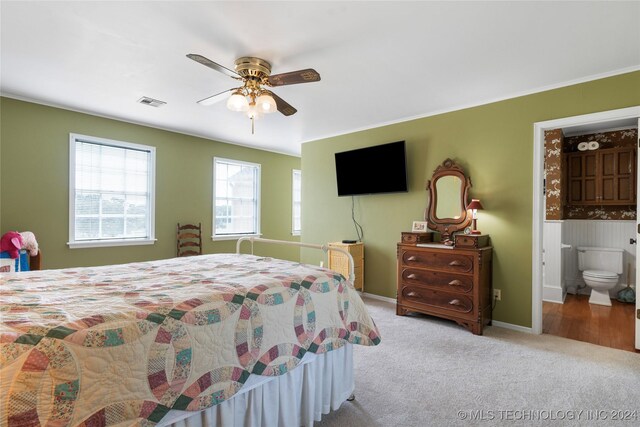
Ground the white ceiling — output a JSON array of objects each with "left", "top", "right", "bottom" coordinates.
[{"left": 1, "top": 1, "right": 639, "bottom": 156}]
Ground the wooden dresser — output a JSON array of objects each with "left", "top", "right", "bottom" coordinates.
[
  {"left": 328, "top": 242, "right": 364, "bottom": 291},
  {"left": 396, "top": 242, "right": 492, "bottom": 335}
]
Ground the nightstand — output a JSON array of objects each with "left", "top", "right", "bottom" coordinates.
[{"left": 328, "top": 242, "right": 364, "bottom": 291}]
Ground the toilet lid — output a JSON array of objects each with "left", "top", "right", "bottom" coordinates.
[{"left": 584, "top": 270, "right": 617, "bottom": 279}]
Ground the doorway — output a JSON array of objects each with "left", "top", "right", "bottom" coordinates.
[{"left": 532, "top": 106, "right": 640, "bottom": 351}]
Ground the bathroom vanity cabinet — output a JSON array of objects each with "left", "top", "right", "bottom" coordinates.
[{"left": 566, "top": 147, "right": 636, "bottom": 205}]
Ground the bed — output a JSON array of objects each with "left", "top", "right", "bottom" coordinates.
[{"left": 0, "top": 238, "right": 380, "bottom": 426}]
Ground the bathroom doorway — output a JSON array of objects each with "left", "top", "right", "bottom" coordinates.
[{"left": 532, "top": 107, "right": 640, "bottom": 352}]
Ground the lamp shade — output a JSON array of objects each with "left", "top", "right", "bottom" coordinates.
[
  {"left": 467, "top": 199, "right": 484, "bottom": 210},
  {"left": 227, "top": 91, "right": 249, "bottom": 112},
  {"left": 256, "top": 93, "right": 277, "bottom": 114}
]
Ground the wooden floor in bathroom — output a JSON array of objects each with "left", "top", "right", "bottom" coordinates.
[{"left": 543, "top": 294, "right": 637, "bottom": 352}]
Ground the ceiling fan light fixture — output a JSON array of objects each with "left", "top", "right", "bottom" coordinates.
[
  {"left": 227, "top": 91, "right": 249, "bottom": 112},
  {"left": 256, "top": 92, "right": 277, "bottom": 114},
  {"left": 189, "top": 54, "right": 320, "bottom": 133}
]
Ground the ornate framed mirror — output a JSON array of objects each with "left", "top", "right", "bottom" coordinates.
[{"left": 425, "top": 158, "right": 472, "bottom": 243}]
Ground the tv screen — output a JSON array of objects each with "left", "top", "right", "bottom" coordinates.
[{"left": 335, "top": 141, "right": 408, "bottom": 196}]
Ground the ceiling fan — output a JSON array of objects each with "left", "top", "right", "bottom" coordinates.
[{"left": 187, "top": 54, "right": 321, "bottom": 133}]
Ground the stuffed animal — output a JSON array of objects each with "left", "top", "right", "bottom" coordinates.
[
  {"left": 1, "top": 231, "right": 23, "bottom": 259},
  {"left": 19, "top": 231, "right": 39, "bottom": 256}
]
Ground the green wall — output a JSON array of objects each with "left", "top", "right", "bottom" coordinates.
[
  {"left": 0, "top": 97, "right": 300, "bottom": 268},
  {"left": 301, "top": 71, "right": 640, "bottom": 328}
]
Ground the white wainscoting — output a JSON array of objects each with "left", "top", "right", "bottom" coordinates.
[
  {"left": 543, "top": 221, "right": 565, "bottom": 303},
  {"left": 562, "top": 220, "right": 636, "bottom": 296}
]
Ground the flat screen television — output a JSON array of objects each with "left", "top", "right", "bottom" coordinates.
[{"left": 335, "top": 141, "right": 408, "bottom": 196}]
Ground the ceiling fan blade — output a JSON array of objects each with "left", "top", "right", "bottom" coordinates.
[
  {"left": 197, "top": 88, "right": 235, "bottom": 106},
  {"left": 268, "top": 69, "right": 320, "bottom": 86},
  {"left": 187, "top": 54, "right": 239, "bottom": 78},
  {"left": 266, "top": 90, "right": 297, "bottom": 116}
]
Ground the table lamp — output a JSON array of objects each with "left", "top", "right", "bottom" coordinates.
[{"left": 467, "top": 199, "right": 484, "bottom": 235}]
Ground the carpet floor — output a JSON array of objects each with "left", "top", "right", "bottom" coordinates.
[{"left": 317, "top": 297, "right": 640, "bottom": 426}]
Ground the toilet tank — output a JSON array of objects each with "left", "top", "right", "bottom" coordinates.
[{"left": 577, "top": 247, "right": 624, "bottom": 274}]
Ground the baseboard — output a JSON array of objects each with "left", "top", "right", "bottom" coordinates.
[
  {"left": 542, "top": 285, "right": 564, "bottom": 304},
  {"left": 362, "top": 292, "right": 396, "bottom": 304},
  {"left": 362, "top": 292, "right": 535, "bottom": 334},
  {"left": 491, "top": 320, "right": 533, "bottom": 334}
]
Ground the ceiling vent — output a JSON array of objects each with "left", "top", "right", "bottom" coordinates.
[{"left": 137, "top": 96, "right": 166, "bottom": 107}]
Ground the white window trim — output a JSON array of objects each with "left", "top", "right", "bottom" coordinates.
[
  {"left": 68, "top": 238, "right": 157, "bottom": 249},
  {"left": 68, "top": 133, "right": 156, "bottom": 249},
  {"left": 211, "top": 233, "right": 262, "bottom": 242},
  {"left": 212, "top": 157, "right": 261, "bottom": 240},
  {"left": 292, "top": 169, "right": 301, "bottom": 236}
]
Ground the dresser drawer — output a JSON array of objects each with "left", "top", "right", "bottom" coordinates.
[
  {"left": 401, "top": 268, "right": 473, "bottom": 293},
  {"left": 454, "top": 234, "right": 489, "bottom": 249},
  {"left": 400, "top": 249, "right": 473, "bottom": 273},
  {"left": 399, "top": 285, "right": 473, "bottom": 315},
  {"left": 401, "top": 232, "right": 434, "bottom": 244}
]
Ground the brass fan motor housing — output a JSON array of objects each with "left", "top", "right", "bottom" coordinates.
[{"left": 234, "top": 57, "right": 272, "bottom": 79}]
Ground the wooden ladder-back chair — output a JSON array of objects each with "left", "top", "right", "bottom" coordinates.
[{"left": 177, "top": 223, "right": 202, "bottom": 257}]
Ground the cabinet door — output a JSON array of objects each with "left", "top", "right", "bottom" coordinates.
[
  {"left": 617, "top": 148, "right": 636, "bottom": 203},
  {"left": 567, "top": 152, "right": 597, "bottom": 204},
  {"left": 567, "top": 154, "right": 582, "bottom": 204},
  {"left": 599, "top": 148, "right": 635, "bottom": 205}
]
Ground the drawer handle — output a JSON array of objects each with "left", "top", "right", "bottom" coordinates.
[
  {"left": 406, "top": 291, "right": 421, "bottom": 298},
  {"left": 407, "top": 273, "right": 417, "bottom": 279},
  {"left": 448, "top": 299, "right": 462, "bottom": 306},
  {"left": 407, "top": 256, "right": 417, "bottom": 261},
  {"left": 448, "top": 260, "right": 463, "bottom": 267},
  {"left": 448, "top": 279, "right": 463, "bottom": 287}
]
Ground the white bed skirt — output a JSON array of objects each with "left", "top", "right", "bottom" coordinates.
[{"left": 159, "top": 344, "right": 354, "bottom": 427}]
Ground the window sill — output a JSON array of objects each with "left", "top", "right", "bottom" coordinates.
[
  {"left": 68, "top": 238, "right": 157, "bottom": 249},
  {"left": 292, "top": 232, "right": 301, "bottom": 236},
  {"left": 211, "top": 233, "right": 262, "bottom": 242}
]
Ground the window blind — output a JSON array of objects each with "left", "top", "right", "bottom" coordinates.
[{"left": 74, "top": 140, "right": 151, "bottom": 241}]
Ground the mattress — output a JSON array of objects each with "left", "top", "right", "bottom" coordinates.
[{"left": 0, "top": 253, "right": 380, "bottom": 426}]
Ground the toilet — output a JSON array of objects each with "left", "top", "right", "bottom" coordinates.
[{"left": 577, "top": 246, "right": 623, "bottom": 306}]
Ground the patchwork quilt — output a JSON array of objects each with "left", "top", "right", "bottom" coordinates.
[{"left": 0, "top": 254, "right": 381, "bottom": 426}]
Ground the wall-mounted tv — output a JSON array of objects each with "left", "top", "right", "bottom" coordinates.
[{"left": 334, "top": 140, "right": 408, "bottom": 196}]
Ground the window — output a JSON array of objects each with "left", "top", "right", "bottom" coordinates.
[
  {"left": 213, "top": 157, "right": 261, "bottom": 239},
  {"left": 68, "top": 134, "right": 156, "bottom": 248},
  {"left": 292, "top": 169, "right": 301, "bottom": 235}
]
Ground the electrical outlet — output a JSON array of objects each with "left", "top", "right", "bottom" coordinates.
[{"left": 493, "top": 289, "right": 502, "bottom": 301}]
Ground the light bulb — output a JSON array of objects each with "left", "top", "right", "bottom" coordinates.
[
  {"left": 227, "top": 92, "right": 249, "bottom": 112},
  {"left": 256, "top": 93, "right": 277, "bottom": 114},
  {"left": 246, "top": 103, "right": 263, "bottom": 120}
]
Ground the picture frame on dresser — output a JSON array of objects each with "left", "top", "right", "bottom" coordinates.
[{"left": 411, "top": 221, "right": 429, "bottom": 232}]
